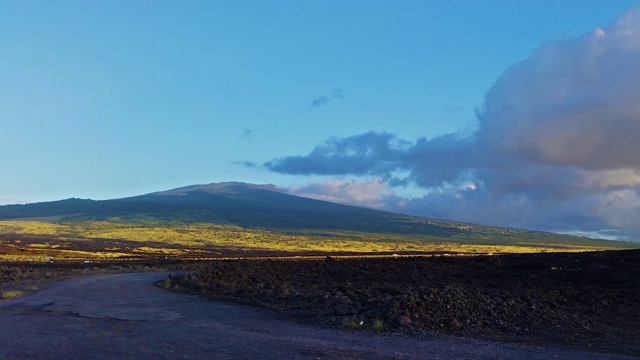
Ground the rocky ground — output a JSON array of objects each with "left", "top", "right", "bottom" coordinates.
[
  {"left": 1, "top": 250, "right": 638, "bottom": 356},
  {"left": 168, "top": 250, "right": 640, "bottom": 356}
]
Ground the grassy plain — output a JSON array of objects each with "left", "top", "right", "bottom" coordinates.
[{"left": 0, "top": 219, "right": 636, "bottom": 262}]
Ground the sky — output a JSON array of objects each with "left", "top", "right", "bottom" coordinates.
[{"left": 2, "top": 1, "right": 640, "bottom": 241}]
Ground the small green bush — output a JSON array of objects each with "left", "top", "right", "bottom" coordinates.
[
  {"left": 163, "top": 279, "right": 172, "bottom": 288},
  {"left": 372, "top": 319, "right": 384, "bottom": 331}
]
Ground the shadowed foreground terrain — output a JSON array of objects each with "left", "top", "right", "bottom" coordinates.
[
  {"left": 168, "top": 250, "right": 640, "bottom": 357},
  {"left": 0, "top": 250, "right": 638, "bottom": 357},
  {"left": 0, "top": 272, "right": 635, "bottom": 359}
]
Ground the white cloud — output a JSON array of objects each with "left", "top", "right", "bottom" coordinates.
[
  {"left": 0, "top": 197, "right": 32, "bottom": 205},
  {"left": 289, "top": 179, "right": 397, "bottom": 209}
]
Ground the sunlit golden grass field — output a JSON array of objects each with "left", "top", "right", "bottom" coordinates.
[{"left": 1, "top": 219, "right": 636, "bottom": 262}]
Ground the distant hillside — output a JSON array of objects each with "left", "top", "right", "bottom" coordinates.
[
  {"left": 0, "top": 182, "right": 629, "bottom": 246},
  {"left": 0, "top": 182, "right": 437, "bottom": 233}
]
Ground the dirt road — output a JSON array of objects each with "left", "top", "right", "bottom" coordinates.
[{"left": 0, "top": 273, "right": 633, "bottom": 359}]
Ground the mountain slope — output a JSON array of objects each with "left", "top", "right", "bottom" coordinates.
[
  {"left": 0, "top": 182, "right": 621, "bottom": 244},
  {"left": 0, "top": 182, "right": 456, "bottom": 234},
  {"left": 0, "top": 182, "right": 387, "bottom": 223}
]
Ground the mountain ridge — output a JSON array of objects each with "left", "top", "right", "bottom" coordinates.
[
  {"left": 144, "top": 181, "right": 285, "bottom": 197},
  {"left": 0, "top": 182, "right": 627, "bottom": 245}
]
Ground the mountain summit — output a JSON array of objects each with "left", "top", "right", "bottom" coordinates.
[{"left": 147, "top": 182, "right": 284, "bottom": 197}]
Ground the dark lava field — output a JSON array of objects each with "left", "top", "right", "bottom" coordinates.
[{"left": 169, "top": 250, "right": 640, "bottom": 356}]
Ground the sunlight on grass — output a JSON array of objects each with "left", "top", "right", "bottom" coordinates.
[
  {"left": 1, "top": 290, "right": 24, "bottom": 299},
  {"left": 0, "top": 219, "right": 635, "bottom": 262},
  {"left": 342, "top": 319, "right": 363, "bottom": 330}
]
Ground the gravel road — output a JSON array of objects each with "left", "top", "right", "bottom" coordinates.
[{"left": 0, "top": 272, "right": 634, "bottom": 359}]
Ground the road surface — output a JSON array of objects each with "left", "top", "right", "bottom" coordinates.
[{"left": 0, "top": 273, "right": 634, "bottom": 359}]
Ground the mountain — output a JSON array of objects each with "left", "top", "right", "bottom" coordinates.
[
  {"left": 0, "top": 182, "right": 423, "bottom": 233},
  {"left": 0, "top": 182, "right": 602, "bottom": 241}
]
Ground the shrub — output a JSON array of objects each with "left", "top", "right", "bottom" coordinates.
[{"left": 372, "top": 319, "right": 384, "bottom": 331}]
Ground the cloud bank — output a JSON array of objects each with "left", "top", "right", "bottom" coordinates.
[{"left": 265, "top": 8, "right": 640, "bottom": 240}]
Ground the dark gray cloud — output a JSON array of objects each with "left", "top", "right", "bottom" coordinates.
[
  {"left": 265, "top": 132, "right": 405, "bottom": 177},
  {"left": 261, "top": 8, "right": 640, "bottom": 240}
]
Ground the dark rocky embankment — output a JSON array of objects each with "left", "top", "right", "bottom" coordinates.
[{"left": 170, "top": 250, "right": 640, "bottom": 356}]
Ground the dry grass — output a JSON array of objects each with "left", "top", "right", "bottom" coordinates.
[
  {"left": 0, "top": 219, "right": 633, "bottom": 262},
  {"left": 342, "top": 319, "right": 363, "bottom": 330},
  {"left": 1, "top": 290, "right": 24, "bottom": 299}
]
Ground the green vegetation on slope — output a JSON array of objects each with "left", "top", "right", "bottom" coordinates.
[{"left": 0, "top": 218, "right": 636, "bottom": 262}]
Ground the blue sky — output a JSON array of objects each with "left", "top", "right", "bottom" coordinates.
[{"left": 2, "top": 1, "right": 640, "bottom": 241}]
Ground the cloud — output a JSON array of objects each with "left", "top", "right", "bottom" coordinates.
[
  {"left": 0, "top": 197, "right": 31, "bottom": 205},
  {"left": 289, "top": 179, "right": 396, "bottom": 209},
  {"left": 231, "top": 160, "right": 259, "bottom": 168},
  {"left": 240, "top": 129, "right": 255, "bottom": 141},
  {"left": 265, "top": 132, "right": 408, "bottom": 177},
  {"left": 447, "top": 105, "right": 465, "bottom": 113},
  {"left": 310, "top": 88, "right": 346, "bottom": 108},
  {"left": 476, "top": 12, "right": 640, "bottom": 171},
  {"left": 331, "top": 88, "right": 345, "bottom": 100},
  {"left": 262, "top": 7, "right": 640, "bottom": 241},
  {"left": 311, "top": 95, "right": 330, "bottom": 108}
]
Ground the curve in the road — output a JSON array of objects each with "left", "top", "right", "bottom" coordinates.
[{"left": 0, "top": 272, "right": 632, "bottom": 360}]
